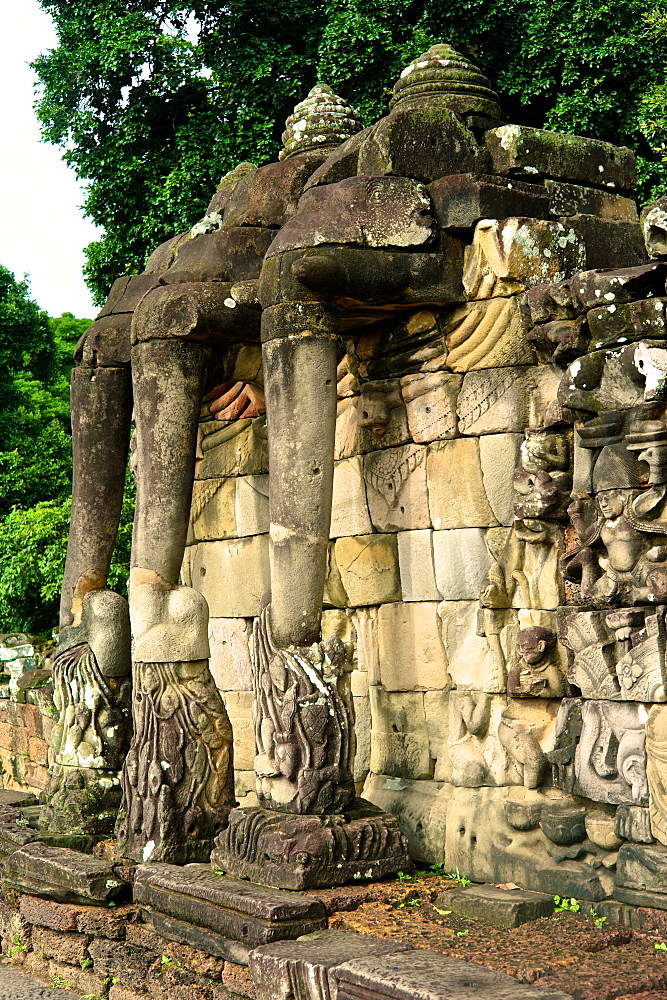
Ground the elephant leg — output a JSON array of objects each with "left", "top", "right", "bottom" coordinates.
[
  {"left": 60, "top": 365, "right": 132, "bottom": 628},
  {"left": 46, "top": 364, "right": 133, "bottom": 835},
  {"left": 118, "top": 337, "right": 234, "bottom": 864},
  {"left": 261, "top": 303, "right": 339, "bottom": 647}
]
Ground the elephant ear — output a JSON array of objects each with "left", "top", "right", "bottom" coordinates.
[{"left": 632, "top": 484, "right": 667, "bottom": 519}]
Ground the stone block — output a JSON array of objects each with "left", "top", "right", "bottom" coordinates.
[
  {"left": 250, "top": 931, "right": 412, "bottom": 1000},
  {"left": 568, "top": 215, "right": 648, "bottom": 271},
  {"left": 89, "top": 938, "right": 157, "bottom": 982},
  {"left": 31, "top": 925, "right": 91, "bottom": 966},
  {"left": 208, "top": 618, "right": 253, "bottom": 692},
  {"left": 424, "top": 690, "right": 451, "bottom": 782},
  {"left": 364, "top": 445, "right": 430, "bottom": 532},
  {"left": 615, "top": 804, "right": 653, "bottom": 844},
  {"left": 161, "top": 938, "right": 225, "bottom": 980},
  {"left": 353, "top": 690, "right": 371, "bottom": 784},
  {"left": 223, "top": 153, "right": 327, "bottom": 228},
  {"left": 369, "top": 687, "right": 433, "bottom": 780},
  {"left": 28, "top": 735, "right": 48, "bottom": 766},
  {"left": 4, "top": 843, "right": 125, "bottom": 905},
  {"left": 438, "top": 601, "right": 516, "bottom": 694},
  {"left": 222, "top": 691, "right": 255, "bottom": 771},
  {"left": 19, "top": 895, "right": 79, "bottom": 933},
  {"left": 334, "top": 948, "right": 575, "bottom": 1000},
  {"left": 42, "top": 958, "right": 108, "bottom": 997},
  {"left": 196, "top": 417, "right": 268, "bottom": 480},
  {"left": 125, "top": 923, "right": 164, "bottom": 952},
  {"left": 545, "top": 179, "right": 638, "bottom": 221},
  {"left": 190, "top": 478, "right": 236, "bottom": 541},
  {"left": 484, "top": 123, "right": 636, "bottom": 190},
  {"left": 615, "top": 844, "right": 667, "bottom": 909},
  {"left": 352, "top": 608, "right": 381, "bottom": 684},
  {"left": 110, "top": 986, "right": 149, "bottom": 1000},
  {"left": 587, "top": 296, "right": 667, "bottom": 351},
  {"left": 443, "top": 884, "right": 554, "bottom": 927},
  {"left": 235, "top": 475, "right": 270, "bottom": 536},
  {"left": 331, "top": 458, "right": 372, "bottom": 537},
  {"left": 0, "top": 789, "right": 37, "bottom": 808},
  {"left": 443, "top": 298, "right": 536, "bottom": 372},
  {"left": 362, "top": 773, "right": 450, "bottom": 864},
  {"left": 134, "top": 864, "right": 326, "bottom": 948},
  {"left": 646, "top": 705, "right": 667, "bottom": 847},
  {"left": 433, "top": 529, "right": 493, "bottom": 600},
  {"left": 428, "top": 173, "right": 550, "bottom": 229},
  {"left": 147, "top": 909, "right": 250, "bottom": 966},
  {"left": 457, "top": 366, "right": 562, "bottom": 436},
  {"left": 377, "top": 601, "right": 449, "bottom": 691},
  {"left": 77, "top": 904, "right": 140, "bottom": 940},
  {"left": 427, "top": 438, "right": 497, "bottom": 530},
  {"left": 188, "top": 536, "right": 269, "bottom": 618},
  {"left": 400, "top": 371, "right": 461, "bottom": 443},
  {"left": 397, "top": 530, "right": 439, "bottom": 602},
  {"left": 479, "top": 433, "right": 524, "bottom": 526},
  {"left": 333, "top": 535, "right": 401, "bottom": 607}
]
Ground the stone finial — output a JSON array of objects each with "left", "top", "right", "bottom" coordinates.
[
  {"left": 279, "top": 83, "right": 363, "bottom": 161},
  {"left": 390, "top": 43, "right": 501, "bottom": 119}
]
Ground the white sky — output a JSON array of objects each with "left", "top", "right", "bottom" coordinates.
[{"left": 0, "top": 0, "right": 99, "bottom": 319}]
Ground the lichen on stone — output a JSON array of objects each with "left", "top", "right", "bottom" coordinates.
[{"left": 279, "top": 84, "right": 362, "bottom": 161}]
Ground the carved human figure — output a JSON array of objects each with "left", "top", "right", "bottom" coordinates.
[{"left": 507, "top": 626, "right": 567, "bottom": 699}]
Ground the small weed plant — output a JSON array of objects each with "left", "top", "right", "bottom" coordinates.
[
  {"left": 553, "top": 895, "right": 580, "bottom": 914},
  {"left": 655, "top": 941, "right": 667, "bottom": 951},
  {"left": 8, "top": 934, "right": 26, "bottom": 959},
  {"left": 52, "top": 973, "right": 73, "bottom": 989},
  {"left": 447, "top": 868, "right": 472, "bottom": 887},
  {"left": 588, "top": 907, "right": 607, "bottom": 929}
]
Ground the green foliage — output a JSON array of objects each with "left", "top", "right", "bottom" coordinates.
[
  {"left": 447, "top": 867, "right": 472, "bottom": 887},
  {"left": 52, "top": 973, "right": 74, "bottom": 989},
  {"left": 553, "top": 895, "right": 580, "bottom": 913},
  {"left": 34, "top": 0, "right": 667, "bottom": 305},
  {"left": 655, "top": 941, "right": 667, "bottom": 950},
  {"left": 588, "top": 906, "right": 607, "bottom": 928},
  {"left": 8, "top": 934, "right": 27, "bottom": 958}
]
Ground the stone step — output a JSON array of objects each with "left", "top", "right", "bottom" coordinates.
[
  {"left": 250, "top": 930, "right": 412, "bottom": 1000},
  {"left": 3, "top": 842, "right": 126, "bottom": 904},
  {"left": 439, "top": 884, "right": 555, "bottom": 928},
  {"left": 133, "top": 862, "right": 326, "bottom": 949},
  {"left": 333, "top": 949, "right": 575, "bottom": 1000}
]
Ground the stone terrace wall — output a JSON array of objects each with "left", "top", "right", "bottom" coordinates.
[{"left": 0, "top": 701, "right": 53, "bottom": 797}]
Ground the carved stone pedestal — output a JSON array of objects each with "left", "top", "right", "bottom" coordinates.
[{"left": 211, "top": 800, "right": 410, "bottom": 890}]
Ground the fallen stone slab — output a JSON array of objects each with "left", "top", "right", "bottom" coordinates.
[
  {"left": 439, "top": 884, "right": 554, "bottom": 928},
  {"left": 134, "top": 862, "right": 326, "bottom": 951},
  {"left": 0, "top": 789, "right": 38, "bottom": 808},
  {"left": 332, "top": 950, "right": 575, "bottom": 1000},
  {"left": 250, "top": 930, "right": 413, "bottom": 1000},
  {"left": 3, "top": 842, "right": 126, "bottom": 904}
]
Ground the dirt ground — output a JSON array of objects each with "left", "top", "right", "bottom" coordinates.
[{"left": 305, "top": 872, "right": 667, "bottom": 1000}]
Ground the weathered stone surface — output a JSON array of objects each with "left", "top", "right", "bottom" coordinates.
[
  {"left": 400, "top": 371, "right": 460, "bottom": 443},
  {"left": 331, "top": 457, "right": 373, "bottom": 537},
  {"left": 567, "top": 215, "right": 649, "bottom": 270},
  {"left": 333, "top": 535, "right": 401, "bottom": 607},
  {"left": 356, "top": 106, "right": 485, "bottom": 184},
  {"left": 135, "top": 863, "right": 326, "bottom": 944},
  {"left": 250, "top": 931, "right": 412, "bottom": 1000},
  {"left": 438, "top": 601, "right": 515, "bottom": 694},
  {"left": 208, "top": 618, "right": 253, "bottom": 692},
  {"left": 222, "top": 690, "right": 254, "bottom": 770},
  {"left": 479, "top": 433, "right": 524, "bottom": 526},
  {"left": 587, "top": 296, "right": 667, "bottom": 351},
  {"left": 223, "top": 153, "right": 328, "bottom": 228},
  {"left": 615, "top": 844, "right": 667, "bottom": 909},
  {"left": 457, "top": 366, "right": 561, "bottom": 436},
  {"left": 397, "top": 530, "right": 439, "bottom": 602},
  {"left": 444, "top": 298, "right": 536, "bottom": 372},
  {"left": 369, "top": 688, "right": 433, "bottom": 780},
  {"left": 31, "top": 925, "right": 91, "bottom": 966},
  {"left": 362, "top": 773, "right": 449, "bottom": 864},
  {"left": 428, "top": 174, "right": 549, "bottom": 229},
  {"left": 190, "top": 475, "right": 269, "bottom": 542},
  {"left": 484, "top": 124, "right": 636, "bottom": 191},
  {"left": 18, "top": 895, "right": 137, "bottom": 938},
  {"left": 0, "top": 790, "right": 37, "bottom": 807},
  {"left": 443, "top": 884, "right": 554, "bottom": 928},
  {"left": 4, "top": 843, "right": 125, "bottom": 904},
  {"left": 333, "top": 948, "right": 574, "bottom": 1000},
  {"left": 364, "top": 445, "right": 430, "bottom": 532},
  {"left": 212, "top": 802, "right": 409, "bottom": 889},
  {"left": 642, "top": 197, "right": 667, "bottom": 258},
  {"left": 646, "top": 704, "right": 667, "bottom": 847},
  {"left": 89, "top": 938, "right": 157, "bottom": 982},
  {"left": 427, "top": 439, "right": 498, "bottom": 530},
  {"left": 545, "top": 179, "right": 639, "bottom": 221},
  {"left": 424, "top": 690, "right": 452, "bottom": 781},
  {"left": 267, "top": 176, "right": 434, "bottom": 256},
  {"left": 197, "top": 417, "right": 268, "bottom": 479},
  {"left": 389, "top": 43, "right": 501, "bottom": 118},
  {"left": 187, "top": 536, "right": 269, "bottom": 617},
  {"left": 433, "top": 529, "right": 494, "bottom": 600},
  {"left": 377, "top": 601, "right": 449, "bottom": 691},
  {"left": 146, "top": 908, "right": 250, "bottom": 966},
  {"left": 615, "top": 804, "right": 654, "bottom": 843}
]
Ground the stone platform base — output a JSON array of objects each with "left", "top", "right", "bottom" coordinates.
[{"left": 211, "top": 800, "right": 410, "bottom": 890}]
